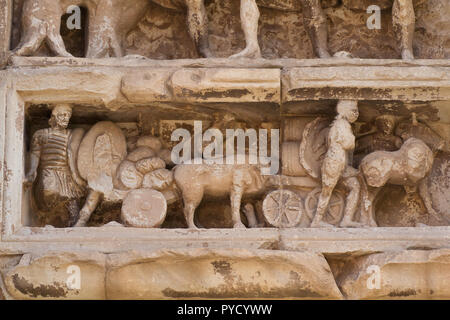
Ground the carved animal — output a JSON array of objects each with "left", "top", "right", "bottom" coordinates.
[
  {"left": 173, "top": 160, "right": 270, "bottom": 229},
  {"left": 14, "top": 0, "right": 210, "bottom": 58},
  {"left": 358, "top": 138, "right": 445, "bottom": 226}
]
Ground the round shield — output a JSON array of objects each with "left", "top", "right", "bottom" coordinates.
[
  {"left": 77, "top": 121, "right": 127, "bottom": 183},
  {"left": 299, "top": 117, "right": 332, "bottom": 179},
  {"left": 121, "top": 189, "right": 167, "bottom": 228},
  {"left": 263, "top": 190, "right": 304, "bottom": 228}
]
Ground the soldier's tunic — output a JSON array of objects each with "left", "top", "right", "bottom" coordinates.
[{"left": 31, "top": 128, "right": 84, "bottom": 211}]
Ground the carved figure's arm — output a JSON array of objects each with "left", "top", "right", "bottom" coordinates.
[{"left": 26, "top": 130, "right": 44, "bottom": 183}]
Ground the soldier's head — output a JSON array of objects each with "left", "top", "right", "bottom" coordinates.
[
  {"left": 337, "top": 100, "right": 359, "bottom": 123},
  {"left": 49, "top": 104, "right": 72, "bottom": 129},
  {"left": 375, "top": 115, "right": 396, "bottom": 135}
]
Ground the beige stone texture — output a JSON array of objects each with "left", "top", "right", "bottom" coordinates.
[
  {"left": 170, "top": 68, "right": 281, "bottom": 103},
  {"left": 106, "top": 249, "right": 343, "bottom": 299},
  {"left": 283, "top": 65, "right": 450, "bottom": 101},
  {"left": 0, "top": 0, "right": 449, "bottom": 300},
  {"left": 3, "top": 251, "right": 106, "bottom": 300},
  {"left": 336, "top": 249, "right": 450, "bottom": 299}
]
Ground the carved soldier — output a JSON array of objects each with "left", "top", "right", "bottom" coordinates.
[
  {"left": 310, "top": 100, "right": 362, "bottom": 228},
  {"left": 26, "top": 104, "right": 86, "bottom": 227},
  {"left": 231, "top": 0, "right": 331, "bottom": 58}
]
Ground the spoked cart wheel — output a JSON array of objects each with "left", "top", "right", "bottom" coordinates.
[
  {"left": 263, "top": 190, "right": 304, "bottom": 228},
  {"left": 304, "top": 187, "right": 345, "bottom": 226}
]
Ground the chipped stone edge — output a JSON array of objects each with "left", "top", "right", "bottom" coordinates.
[{"left": 0, "top": 0, "right": 12, "bottom": 69}]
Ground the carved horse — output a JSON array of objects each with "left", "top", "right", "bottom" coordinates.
[{"left": 358, "top": 138, "right": 446, "bottom": 227}]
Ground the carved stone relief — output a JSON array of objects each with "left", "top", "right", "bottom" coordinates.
[
  {"left": 0, "top": 0, "right": 449, "bottom": 301},
  {"left": 20, "top": 98, "right": 449, "bottom": 230}
]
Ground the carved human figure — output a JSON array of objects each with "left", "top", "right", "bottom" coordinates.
[
  {"left": 26, "top": 104, "right": 86, "bottom": 227},
  {"left": 231, "top": 0, "right": 330, "bottom": 58},
  {"left": 310, "top": 100, "right": 361, "bottom": 228},
  {"left": 14, "top": 0, "right": 211, "bottom": 58},
  {"left": 235, "top": 0, "right": 417, "bottom": 59}
]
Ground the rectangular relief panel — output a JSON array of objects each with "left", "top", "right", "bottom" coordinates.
[{"left": 0, "top": 67, "right": 449, "bottom": 255}]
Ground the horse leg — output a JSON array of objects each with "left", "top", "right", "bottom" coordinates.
[
  {"left": 182, "top": 187, "right": 203, "bottom": 229},
  {"left": 243, "top": 203, "right": 258, "bottom": 228},
  {"left": 230, "top": 170, "right": 246, "bottom": 228}
]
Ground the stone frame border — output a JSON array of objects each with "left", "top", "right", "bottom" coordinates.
[{"left": 0, "top": 0, "right": 12, "bottom": 65}]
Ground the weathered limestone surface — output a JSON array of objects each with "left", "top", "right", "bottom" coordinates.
[
  {"left": 3, "top": 251, "right": 106, "bottom": 300},
  {"left": 11, "top": 0, "right": 446, "bottom": 60},
  {"left": 106, "top": 249, "right": 343, "bottom": 299},
  {"left": 122, "top": 67, "right": 281, "bottom": 103},
  {"left": 2, "top": 248, "right": 450, "bottom": 300},
  {"left": 283, "top": 66, "right": 450, "bottom": 101},
  {"left": 336, "top": 249, "right": 450, "bottom": 299},
  {"left": 0, "top": 0, "right": 12, "bottom": 66},
  {"left": 0, "top": 0, "right": 449, "bottom": 301}
]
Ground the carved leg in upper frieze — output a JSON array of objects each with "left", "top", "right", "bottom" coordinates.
[
  {"left": 14, "top": 0, "right": 73, "bottom": 57},
  {"left": 13, "top": 23, "right": 47, "bottom": 56},
  {"left": 230, "top": 0, "right": 262, "bottom": 59},
  {"left": 185, "top": 0, "right": 213, "bottom": 58},
  {"left": 85, "top": 1, "right": 125, "bottom": 58},
  {"left": 393, "top": 0, "right": 415, "bottom": 59},
  {"left": 300, "top": 0, "right": 331, "bottom": 59},
  {"left": 46, "top": 28, "right": 74, "bottom": 57}
]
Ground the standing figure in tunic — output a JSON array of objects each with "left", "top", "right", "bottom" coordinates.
[
  {"left": 310, "top": 100, "right": 363, "bottom": 228},
  {"left": 26, "top": 104, "right": 86, "bottom": 227}
]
